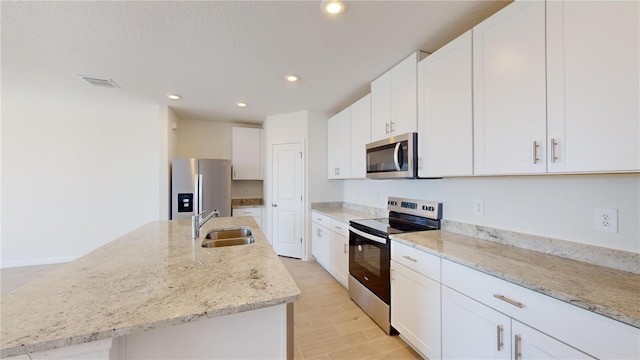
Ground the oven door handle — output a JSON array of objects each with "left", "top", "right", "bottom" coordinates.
[{"left": 349, "top": 227, "right": 387, "bottom": 245}]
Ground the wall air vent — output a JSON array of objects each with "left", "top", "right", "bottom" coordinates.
[{"left": 79, "top": 75, "right": 119, "bottom": 88}]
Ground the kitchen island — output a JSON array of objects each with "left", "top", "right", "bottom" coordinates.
[{"left": 1, "top": 217, "right": 300, "bottom": 359}]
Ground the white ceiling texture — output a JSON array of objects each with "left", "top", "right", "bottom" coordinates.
[{"left": 2, "top": 0, "right": 510, "bottom": 124}]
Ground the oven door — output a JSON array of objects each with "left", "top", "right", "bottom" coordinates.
[{"left": 348, "top": 226, "right": 390, "bottom": 304}]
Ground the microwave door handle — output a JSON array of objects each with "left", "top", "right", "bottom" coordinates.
[
  {"left": 349, "top": 227, "right": 387, "bottom": 245},
  {"left": 393, "top": 142, "right": 402, "bottom": 171}
]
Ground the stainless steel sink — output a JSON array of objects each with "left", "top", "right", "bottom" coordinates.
[
  {"left": 204, "top": 227, "right": 252, "bottom": 240},
  {"left": 201, "top": 227, "right": 255, "bottom": 248},
  {"left": 201, "top": 237, "right": 255, "bottom": 248}
]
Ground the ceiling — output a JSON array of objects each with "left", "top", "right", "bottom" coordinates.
[{"left": 2, "top": 0, "right": 510, "bottom": 124}]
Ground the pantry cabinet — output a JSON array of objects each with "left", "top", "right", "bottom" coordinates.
[
  {"left": 473, "top": 1, "right": 546, "bottom": 175},
  {"left": 327, "top": 108, "right": 351, "bottom": 179},
  {"left": 330, "top": 220, "right": 349, "bottom": 288},
  {"left": 417, "top": 30, "right": 473, "bottom": 177},
  {"left": 311, "top": 212, "right": 331, "bottom": 271},
  {"left": 349, "top": 94, "right": 371, "bottom": 179},
  {"left": 546, "top": 0, "right": 639, "bottom": 173},
  {"left": 232, "top": 127, "right": 263, "bottom": 180},
  {"left": 371, "top": 52, "right": 427, "bottom": 142},
  {"left": 390, "top": 242, "right": 441, "bottom": 360}
]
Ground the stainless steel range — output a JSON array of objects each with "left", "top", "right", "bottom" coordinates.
[{"left": 348, "top": 197, "right": 442, "bottom": 334}]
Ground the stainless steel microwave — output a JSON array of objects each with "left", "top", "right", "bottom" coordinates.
[{"left": 366, "top": 132, "right": 418, "bottom": 179}]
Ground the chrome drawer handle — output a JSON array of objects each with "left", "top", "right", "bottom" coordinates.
[
  {"left": 403, "top": 255, "right": 418, "bottom": 262},
  {"left": 493, "top": 294, "right": 524, "bottom": 308}
]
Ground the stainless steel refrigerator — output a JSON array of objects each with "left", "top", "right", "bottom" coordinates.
[{"left": 171, "top": 158, "right": 231, "bottom": 220}]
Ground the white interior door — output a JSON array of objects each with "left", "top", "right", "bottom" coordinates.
[{"left": 271, "top": 142, "right": 303, "bottom": 258}]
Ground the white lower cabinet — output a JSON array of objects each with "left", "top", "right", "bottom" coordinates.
[
  {"left": 391, "top": 241, "right": 441, "bottom": 360},
  {"left": 330, "top": 220, "right": 349, "bottom": 288},
  {"left": 232, "top": 207, "right": 263, "bottom": 229},
  {"left": 311, "top": 216, "right": 331, "bottom": 271},
  {"left": 441, "top": 259, "right": 638, "bottom": 360}
]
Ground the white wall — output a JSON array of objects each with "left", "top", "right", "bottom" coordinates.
[
  {"left": 343, "top": 174, "right": 640, "bottom": 253},
  {"left": 1, "top": 90, "right": 165, "bottom": 267},
  {"left": 159, "top": 106, "right": 180, "bottom": 220}
]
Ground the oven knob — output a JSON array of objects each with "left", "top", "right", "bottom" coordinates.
[{"left": 357, "top": 245, "right": 362, "bottom": 251}]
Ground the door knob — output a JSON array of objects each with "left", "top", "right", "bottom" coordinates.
[{"left": 272, "top": 204, "right": 278, "bottom": 207}]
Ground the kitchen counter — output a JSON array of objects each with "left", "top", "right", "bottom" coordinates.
[
  {"left": 390, "top": 230, "right": 640, "bottom": 329},
  {"left": 0, "top": 217, "right": 301, "bottom": 358},
  {"left": 311, "top": 203, "right": 384, "bottom": 223},
  {"left": 231, "top": 198, "right": 263, "bottom": 208}
]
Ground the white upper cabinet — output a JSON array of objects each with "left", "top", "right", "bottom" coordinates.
[
  {"left": 232, "top": 127, "right": 263, "bottom": 180},
  {"left": 546, "top": 1, "right": 639, "bottom": 173},
  {"left": 371, "top": 52, "right": 427, "bottom": 142},
  {"left": 473, "top": 1, "right": 546, "bottom": 175},
  {"left": 349, "top": 94, "right": 371, "bottom": 179},
  {"left": 327, "top": 107, "right": 351, "bottom": 179},
  {"left": 418, "top": 30, "right": 473, "bottom": 177}
]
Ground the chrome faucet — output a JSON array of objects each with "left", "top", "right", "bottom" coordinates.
[{"left": 192, "top": 209, "right": 221, "bottom": 239}]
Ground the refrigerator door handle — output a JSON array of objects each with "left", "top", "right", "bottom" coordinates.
[
  {"left": 193, "top": 173, "right": 200, "bottom": 215},
  {"left": 198, "top": 174, "right": 203, "bottom": 215}
]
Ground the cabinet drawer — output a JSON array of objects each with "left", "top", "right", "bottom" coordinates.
[
  {"left": 391, "top": 241, "right": 440, "bottom": 282},
  {"left": 232, "top": 207, "right": 262, "bottom": 217},
  {"left": 442, "top": 259, "right": 639, "bottom": 359},
  {"left": 331, "top": 220, "right": 349, "bottom": 238},
  {"left": 311, "top": 211, "right": 331, "bottom": 227}
]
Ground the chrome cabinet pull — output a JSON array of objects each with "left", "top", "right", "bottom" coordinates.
[
  {"left": 403, "top": 255, "right": 418, "bottom": 262},
  {"left": 385, "top": 122, "right": 390, "bottom": 134},
  {"left": 390, "top": 121, "right": 395, "bottom": 133},
  {"left": 497, "top": 325, "right": 504, "bottom": 351},
  {"left": 494, "top": 294, "right": 524, "bottom": 308},
  {"left": 272, "top": 204, "right": 278, "bottom": 207},
  {"left": 390, "top": 267, "right": 394, "bottom": 281},
  {"left": 335, "top": 226, "right": 342, "bottom": 230},
  {"left": 533, "top": 141, "right": 540, "bottom": 164},
  {"left": 514, "top": 334, "right": 522, "bottom": 360},
  {"left": 343, "top": 243, "right": 347, "bottom": 254},
  {"left": 551, "top": 138, "right": 558, "bottom": 163}
]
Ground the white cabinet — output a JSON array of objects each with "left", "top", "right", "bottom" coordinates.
[
  {"left": 441, "top": 259, "right": 639, "bottom": 359},
  {"left": 232, "top": 207, "right": 263, "bottom": 230},
  {"left": 349, "top": 94, "right": 371, "bottom": 179},
  {"left": 232, "top": 127, "right": 263, "bottom": 180},
  {"left": 390, "top": 241, "right": 441, "bottom": 360},
  {"left": 327, "top": 108, "right": 351, "bottom": 179},
  {"left": 371, "top": 52, "right": 427, "bottom": 142},
  {"left": 417, "top": 30, "right": 473, "bottom": 177},
  {"left": 311, "top": 212, "right": 331, "bottom": 271},
  {"left": 546, "top": 1, "right": 640, "bottom": 173},
  {"left": 442, "top": 286, "right": 511, "bottom": 360},
  {"left": 473, "top": 1, "right": 547, "bottom": 175},
  {"left": 330, "top": 220, "right": 349, "bottom": 288}
]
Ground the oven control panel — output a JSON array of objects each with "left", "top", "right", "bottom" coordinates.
[{"left": 387, "top": 197, "right": 442, "bottom": 220}]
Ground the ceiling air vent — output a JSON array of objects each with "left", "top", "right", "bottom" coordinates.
[{"left": 79, "top": 75, "right": 119, "bottom": 88}]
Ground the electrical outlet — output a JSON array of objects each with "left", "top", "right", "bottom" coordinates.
[
  {"left": 473, "top": 200, "right": 485, "bottom": 216},
  {"left": 594, "top": 208, "right": 618, "bottom": 233}
]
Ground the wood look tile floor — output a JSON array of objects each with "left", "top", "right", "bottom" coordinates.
[
  {"left": 280, "top": 257, "right": 422, "bottom": 360},
  {"left": 1, "top": 259, "right": 422, "bottom": 360}
]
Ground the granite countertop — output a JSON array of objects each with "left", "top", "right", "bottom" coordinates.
[
  {"left": 311, "top": 204, "right": 382, "bottom": 223},
  {"left": 0, "top": 217, "right": 301, "bottom": 358},
  {"left": 231, "top": 198, "right": 263, "bottom": 208},
  {"left": 390, "top": 230, "right": 640, "bottom": 329}
]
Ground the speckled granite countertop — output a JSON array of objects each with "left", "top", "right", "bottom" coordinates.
[
  {"left": 390, "top": 230, "right": 640, "bottom": 329},
  {"left": 231, "top": 198, "right": 263, "bottom": 208},
  {"left": 0, "top": 217, "right": 301, "bottom": 358},
  {"left": 311, "top": 202, "right": 385, "bottom": 223}
]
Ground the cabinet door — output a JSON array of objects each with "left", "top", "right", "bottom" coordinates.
[
  {"left": 371, "top": 71, "right": 392, "bottom": 142},
  {"left": 547, "top": 1, "right": 639, "bottom": 173},
  {"left": 331, "top": 232, "right": 349, "bottom": 288},
  {"left": 418, "top": 30, "right": 473, "bottom": 177},
  {"left": 232, "top": 127, "right": 263, "bottom": 179},
  {"left": 391, "top": 261, "right": 441, "bottom": 360},
  {"left": 350, "top": 94, "right": 371, "bottom": 179},
  {"left": 512, "top": 321, "right": 595, "bottom": 360},
  {"left": 442, "top": 286, "right": 511, "bottom": 360},
  {"left": 327, "top": 108, "right": 351, "bottom": 179},
  {"left": 473, "top": 1, "right": 546, "bottom": 175},
  {"left": 390, "top": 52, "right": 420, "bottom": 136},
  {"left": 232, "top": 207, "right": 263, "bottom": 229},
  {"left": 311, "top": 222, "right": 331, "bottom": 271}
]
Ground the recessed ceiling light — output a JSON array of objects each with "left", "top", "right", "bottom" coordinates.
[
  {"left": 285, "top": 75, "right": 299, "bottom": 82},
  {"left": 321, "top": 0, "right": 345, "bottom": 16},
  {"left": 237, "top": 102, "right": 247, "bottom": 108},
  {"left": 167, "top": 94, "right": 181, "bottom": 100}
]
